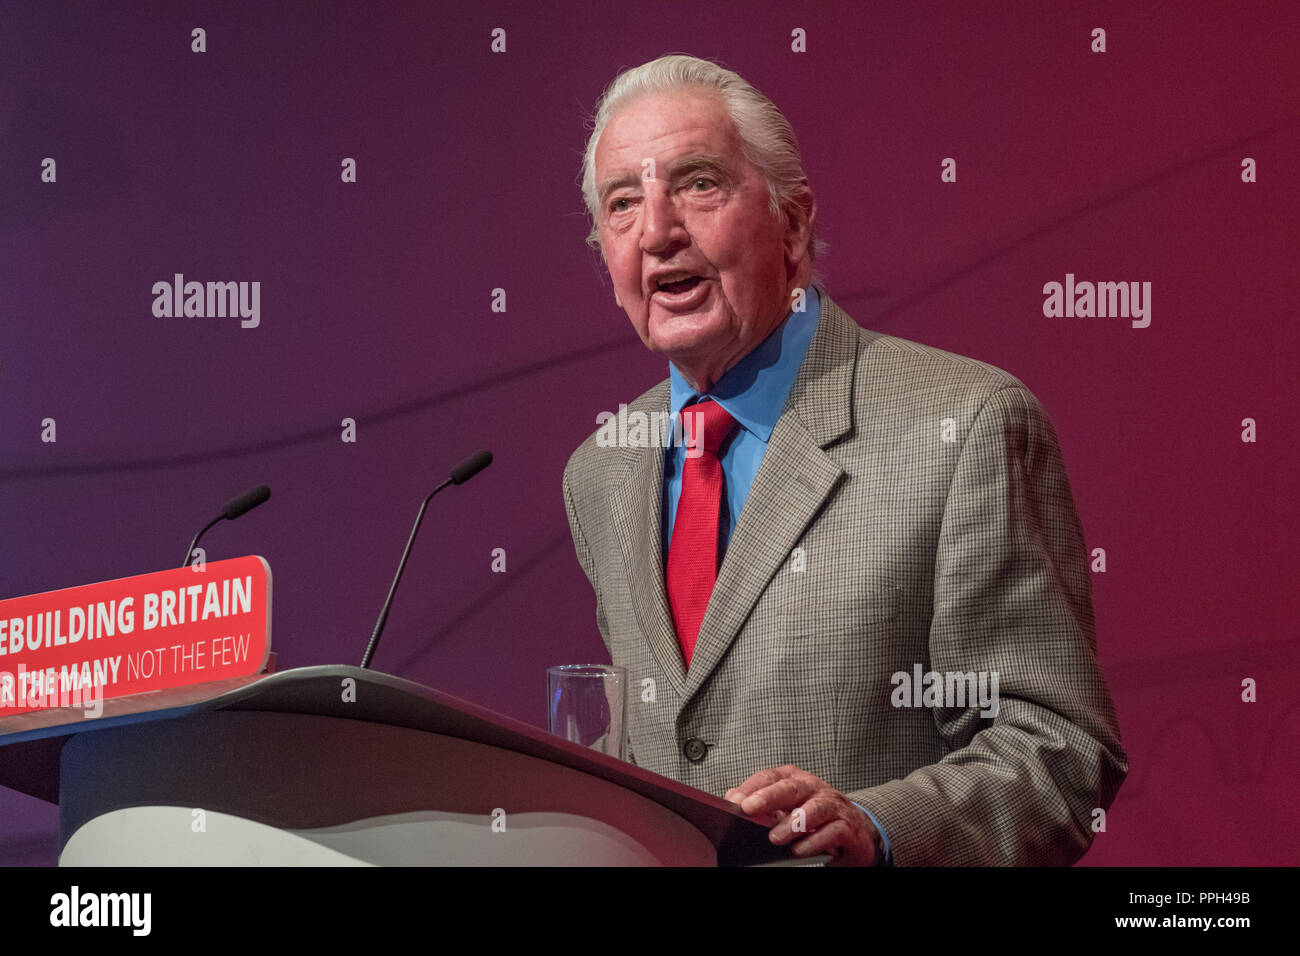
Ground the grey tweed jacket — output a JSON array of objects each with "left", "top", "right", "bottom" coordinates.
[{"left": 562, "top": 291, "right": 1127, "bottom": 865}]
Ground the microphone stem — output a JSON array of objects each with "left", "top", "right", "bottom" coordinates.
[
  {"left": 183, "top": 515, "right": 224, "bottom": 569},
  {"left": 360, "top": 477, "right": 452, "bottom": 669}
]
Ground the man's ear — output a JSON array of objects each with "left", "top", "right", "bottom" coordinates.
[{"left": 783, "top": 188, "right": 817, "bottom": 269}]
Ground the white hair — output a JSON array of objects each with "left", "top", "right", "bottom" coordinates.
[{"left": 579, "top": 53, "right": 825, "bottom": 268}]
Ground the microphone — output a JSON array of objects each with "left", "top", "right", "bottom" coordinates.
[
  {"left": 360, "top": 450, "right": 493, "bottom": 670},
  {"left": 450, "top": 449, "right": 492, "bottom": 485},
  {"left": 183, "top": 484, "right": 272, "bottom": 568},
  {"left": 221, "top": 484, "right": 271, "bottom": 520}
]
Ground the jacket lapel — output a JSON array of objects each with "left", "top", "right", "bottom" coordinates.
[
  {"left": 608, "top": 383, "right": 691, "bottom": 696},
  {"left": 681, "top": 293, "right": 859, "bottom": 700}
]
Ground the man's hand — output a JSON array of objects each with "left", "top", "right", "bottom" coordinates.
[{"left": 725, "top": 765, "right": 881, "bottom": 866}]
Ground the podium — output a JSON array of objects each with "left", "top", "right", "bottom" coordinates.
[{"left": 0, "top": 665, "right": 796, "bottom": 866}]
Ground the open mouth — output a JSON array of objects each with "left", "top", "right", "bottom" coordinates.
[{"left": 657, "top": 275, "right": 703, "bottom": 295}]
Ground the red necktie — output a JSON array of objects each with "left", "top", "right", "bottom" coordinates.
[{"left": 666, "top": 400, "right": 739, "bottom": 668}]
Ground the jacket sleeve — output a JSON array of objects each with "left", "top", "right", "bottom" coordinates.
[
  {"left": 562, "top": 463, "right": 612, "bottom": 653},
  {"left": 563, "top": 462, "right": 634, "bottom": 765},
  {"left": 846, "top": 385, "right": 1127, "bottom": 865}
]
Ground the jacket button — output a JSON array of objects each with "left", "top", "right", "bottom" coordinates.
[{"left": 683, "top": 737, "right": 708, "bottom": 762}]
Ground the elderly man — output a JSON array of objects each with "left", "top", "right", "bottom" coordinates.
[{"left": 562, "top": 54, "right": 1126, "bottom": 865}]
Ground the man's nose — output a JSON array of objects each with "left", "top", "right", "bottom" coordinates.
[{"left": 639, "top": 181, "right": 688, "bottom": 255}]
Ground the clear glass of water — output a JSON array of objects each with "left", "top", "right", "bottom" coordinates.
[{"left": 547, "top": 664, "right": 628, "bottom": 760}]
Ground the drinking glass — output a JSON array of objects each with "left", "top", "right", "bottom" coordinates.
[{"left": 546, "top": 664, "right": 627, "bottom": 760}]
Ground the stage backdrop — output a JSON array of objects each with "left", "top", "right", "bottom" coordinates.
[{"left": 1, "top": 0, "right": 1295, "bottom": 865}]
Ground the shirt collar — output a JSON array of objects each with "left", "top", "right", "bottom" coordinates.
[{"left": 668, "top": 284, "right": 822, "bottom": 443}]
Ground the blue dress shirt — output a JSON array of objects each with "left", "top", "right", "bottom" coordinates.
[
  {"left": 662, "top": 284, "right": 821, "bottom": 557},
  {"left": 660, "top": 283, "right": 894, "bottom": 866}
]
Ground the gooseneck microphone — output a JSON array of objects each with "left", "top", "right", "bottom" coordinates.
[
  {"left": 360, "top": 450, "right": 493, "bottom": 670},
  {"left": 183, "top": 484, "right": 272, "bottom": 568}
]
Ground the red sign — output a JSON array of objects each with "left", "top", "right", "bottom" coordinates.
[{"left": 0, "top": 556, "right": 271, "bottom": 716}]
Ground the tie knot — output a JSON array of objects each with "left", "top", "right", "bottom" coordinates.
[{"left": 681, "top": 400, "right": 738, "bottom": 456}]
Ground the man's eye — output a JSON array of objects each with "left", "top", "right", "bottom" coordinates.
[
  {"left": 609, "top": 197, "right": 631, "bottom": 212},
  {"left": 690, "top": 177, "right": 716, "bottom": 191}
]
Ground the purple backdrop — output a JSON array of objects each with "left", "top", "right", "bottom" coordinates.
[{"left": 1, "top": 0, "right": 1296, "bottom": 865}]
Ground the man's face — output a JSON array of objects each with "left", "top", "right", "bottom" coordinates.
[{"left": 594, "top": 89, "right": 799, "bottom": 389}]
